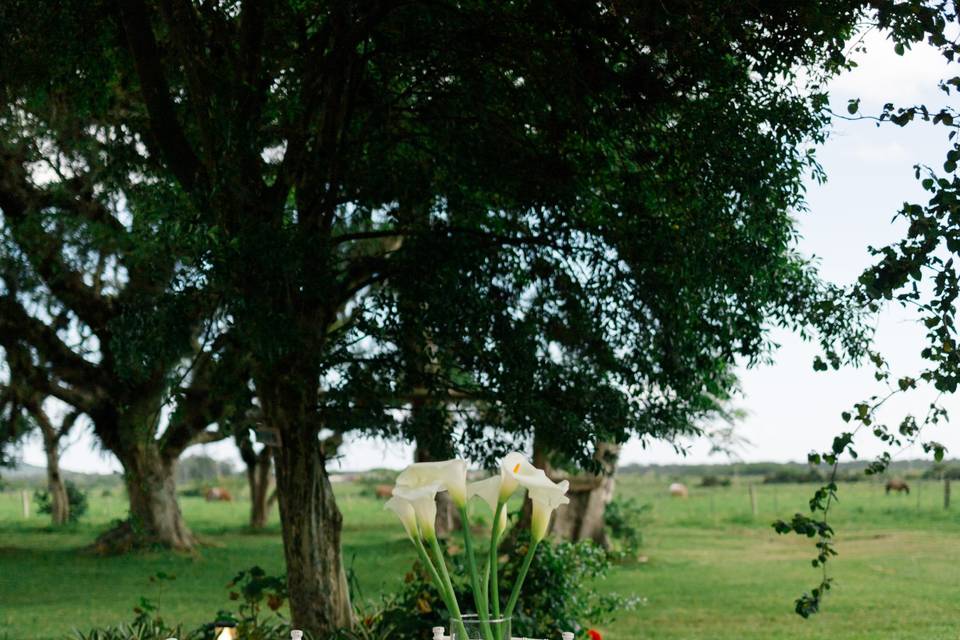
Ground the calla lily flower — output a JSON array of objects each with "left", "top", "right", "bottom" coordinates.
[
  {"left": 529, "top": 479, "right": 570, "bottom": 542},
  {"left": 467, "top": 476, "right": 508, "bottom": 535},
  {"left": 499, "top": 451, "right": 543, "bottom": 501},
  {"left": 467, "top": 476, "right": 501, "bottom": 513},
  {"left": 393, "top": 483, "right": 443, "bottom": 540},
  {"left": 384, "top": 496, "right": 417, "bottom": 540},
  {"left": 396, "top": 459, "right": 468, "bottom": 507}
]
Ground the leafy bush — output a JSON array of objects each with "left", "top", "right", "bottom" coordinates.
[
  {"left": 338, "top": 534, "right": 638, "bottom": 640},
  {"left": 699, "top": 475, "right": 731, "bottom": 488},
  {"left": 604, "top": 497, "right": 651, "bottom": 558},
  {"left": 35, "top": 481, "right": 88, "bottom": 522},
  {"left": 70, "top": 568, "right": 293, "bottom": 640},
  {"left": 502, "top": 533, "right": 640, "bottom": 637},
  {"left": 763, "top": 468, "right": 825, "bottom": 484},
  {"left": 69, "top": 540, "right": 637, "bottom": 640},
  {"left": 331, "top": 559, "right": 449, "bottom": 640},
  {"left": 922, "top": 463, "right": 960, "bottom": 480},
  {"left": 220, "top": 566, "right": 290, "bottom": 640}
]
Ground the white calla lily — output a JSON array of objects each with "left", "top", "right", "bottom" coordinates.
[
  {"left": 467, "top": 476, "right": 501, "bottom": 513},
  {"left": 384, "top": 496, "right": 418, "bottom": 540},
  {"left": 499, "top": 451, "right": 540, "bottom": 501},
  {"left": 529, "top": 479, "right": 570, "bottom": 542},
  {"left": 467, "top": 476, "right": 508, "bottom": 536},
  {"left": 396, "top": 459, "right": 468, "bottom": 507},
  {"left": 392, "top": 483, "right": 443, "bottom": 540},
  {"left": 501, "top": 451, "right": 561, "bottom": 496}
]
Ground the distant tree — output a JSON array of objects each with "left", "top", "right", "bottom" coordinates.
[
  {"left": 35, "top": 480, "right": 88, "bottom": 524},
  {"left": 234, "top": 422, "right": 277, "bottom": 530},
  {"left": 175, "top": 454, "right": 235, "bottom": 486},
  {"left": 0, "top": 344, "right": 80, "bottom": 525}
]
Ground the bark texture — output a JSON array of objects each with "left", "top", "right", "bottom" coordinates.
[
  {"left": 43, "top": 435, "right": 70, "bottom": 525},
  {"left": 523, "top": 439, "right": 620, "bottom": 547},
  {"left": 550, "top": 443, "right": 620, "bottom": 547},
  {"left": 92, "top": 438, "right": 195, "bottom": 552},
  {"left": 239, "top": 435, "right": 275, "bottom": 529},
  {"left": 274, "top": 426, "right": 352, "bottom": 632}
]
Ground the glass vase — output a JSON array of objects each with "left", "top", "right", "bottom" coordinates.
[{"left": 449, "top": 614, "right": 512, "bottom": 640}]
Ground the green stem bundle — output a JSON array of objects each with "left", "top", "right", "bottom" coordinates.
[
  {"left": 459, "top": 505, "right": 494, "bottom": 640},
  {"left": 428, "top": 535, "right": 470, "bottom": 640}
]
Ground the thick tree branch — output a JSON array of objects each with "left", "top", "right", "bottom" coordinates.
[
  {"left": 160, "top": 339, "right": 249, "bottom": 460},
  {"left": 118, "top": 0, "right": 207, "bottom": 196},
  {"left": 0, "top": 296, "right": 106, "bottom": 399},
  {"left": 0, "top": 154, "right": 115, "bottom": 330}
]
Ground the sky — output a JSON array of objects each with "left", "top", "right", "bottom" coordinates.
[{"left": 18, "top": 32, "right": 960, "bottom": 475}]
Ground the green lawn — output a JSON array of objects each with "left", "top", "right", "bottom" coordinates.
[{"left": 1, "top": 477, "right": 958, "bottom": 639}]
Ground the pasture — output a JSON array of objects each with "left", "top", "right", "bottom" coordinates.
[{"left": 1, "top": 475, "right": 959, "bottom": 639}]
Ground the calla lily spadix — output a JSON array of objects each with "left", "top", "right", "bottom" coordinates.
[
  {"left": 498, "top": 451, "right": 531, "bottom": 501},
  {"left": 392, "top": 483, "right": 443, "bottom": 540},
  {"left": 396, "top": 459, "right": 468, "bottom": 507},
  {"left": 499, "top": 451, "right": 556, "bottom": 501}
]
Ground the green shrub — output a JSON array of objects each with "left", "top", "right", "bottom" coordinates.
[
  {"left": 699, "top": 475, "right": 731, "bottom": 488},
  {"left": 503, "top": 534, "right": 640, "bottom": 637},
  {"left": 922, "top": 463, "right": 960, "bottom": 480},
  {"left": 338, "top": 534, "right": 638, "bottom": 639},
  {"left": 69, "top": 568, "right": 293, "bottom": 640},
  {"left": 763, "top": 468, "right": 825, "bottom": 484},
  {"left": 604, "top": 496, "right": 651, "bottom": 558},
  {"left": 35, "top": 481, "right": 88, "bottom": 522}
]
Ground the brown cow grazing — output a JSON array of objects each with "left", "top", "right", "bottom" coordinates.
[
  {"left": 374, "top": 484, "right": 393, "bottom": 499},
  {"left": 886, "top": 479, "right": 910, "bottom": 495},
  {"left": 205, "top": 487, "right": 233, "bottom": 502}
]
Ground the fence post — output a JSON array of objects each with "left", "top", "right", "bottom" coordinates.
[
  {"left": 749, "top": 485, "right": 758, "bottom": 517},
  {"left": 945, "top": 478, "right": 951, "bottom": 510},
  {"left": 21, "top": 490, "right": 30, "bottom": 519}
]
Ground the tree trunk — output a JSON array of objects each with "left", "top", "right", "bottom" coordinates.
[
  {"left": 247, "top": 448, "right": 273, "bottom": 529},
  {"left": 92, "top": 442, "right": 194, "bottom": 552},
  {"left": 43, "top": 434, "right": 70, "bottom": 526},
  {"left": 268, "top": 405, "right": 352, "bottom": 635},
  {"left": 521, "top": 437, "right": 620, "bottom": 547},
  {"left": 238, "top": 429, "right": 276, "bottom": 530},
  {"left": 550, "top": 443, "right": 620, "bottom": 547}
]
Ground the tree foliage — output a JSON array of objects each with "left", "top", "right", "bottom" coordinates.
[{"left": 0, "top": 0, "right": 905, "bottom": 631}]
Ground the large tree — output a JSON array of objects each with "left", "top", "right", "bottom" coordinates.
[
  {"left": 1, "top": 1, "right": 910, "bottom": 634},
  {"left": 0, "top": 6, "right": 244, "bottom": 547}
]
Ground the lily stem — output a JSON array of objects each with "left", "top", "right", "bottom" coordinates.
[
  {"left": 488, "top": 502, "right": 505, "bottom": 640},
  {"left": 428, "top": 535, "right": 470, "bottom": 640},
  {"left": 414, "top": 537, "right": 452, "bottom": 614},
  {"left": 504, "top": 538, "right": 540, "bottom": 620}
]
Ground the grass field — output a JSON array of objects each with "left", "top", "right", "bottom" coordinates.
[{"left": 1, "top": 476, "right": 959, "bottom": 639}]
